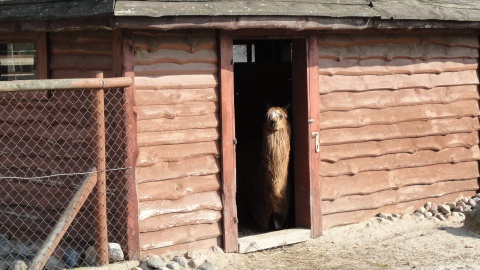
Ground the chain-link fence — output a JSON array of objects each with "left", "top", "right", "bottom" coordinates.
[{"left": 0, "top": 77, "right": 137, "bottom": 269}]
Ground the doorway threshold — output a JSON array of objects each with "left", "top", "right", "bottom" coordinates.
[{"left": 238, "top": 228, "right": 311, "bottom": 253}]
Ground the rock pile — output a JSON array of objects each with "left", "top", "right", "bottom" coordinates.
[
  {"left": 136, "top": 246, "right": 222, "bottom": 270},
  {"left": 376, "top": 193, "right": 480, "bottom": 224}
]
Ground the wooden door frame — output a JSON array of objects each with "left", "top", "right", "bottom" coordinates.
[{"left": 219, "top": 30, "right": 321, "bottom": 253}]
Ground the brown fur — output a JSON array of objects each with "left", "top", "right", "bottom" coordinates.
[{"left": 254, "top": 106, "right": 291, "bottom": 230}]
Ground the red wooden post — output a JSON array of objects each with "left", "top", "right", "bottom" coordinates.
[
  {"left": 91, "top": 71, "right": 109, "bottom": 265},
  {"left": 219, "top": 30, "right": 238, "bottom": 252}
]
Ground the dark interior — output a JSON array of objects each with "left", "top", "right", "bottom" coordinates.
[{"left": 233, "top": 39, "right": 296, "bottom": 235}]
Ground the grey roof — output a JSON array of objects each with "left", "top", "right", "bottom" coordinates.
[
  {"left": 0, "top": 0, "right": 114, "bottom": 21},
  {"left": 115, "top": 0, "right": 480, "bottom": 22}
]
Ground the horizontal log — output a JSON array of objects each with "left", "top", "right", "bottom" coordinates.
[
  {"left": 322, "top": 179, "right": 479, "bottom": 215},
  {"left": 50, "top": 42, "right": 113, "bottom": 56},
  {"left": 321, "top": 161, "right": 480, "bottom": 201},
  {"left": 318, "top": 34, "right": 480, "bottom": 48},
  {"left": 139, "top": 237, "right": 220, "bottom": 257},
  {"left": 320, "top": 85, "right": 479, "bottom": 112},
  {"left": 320, "top": 145, "right": 480, "bottom": 177},
  {"left": 0, "top": 123, "right": 92, "bottom": 141},
  {"left": 135, "top": 88, "right": 218, "bottom": 106},
  {"left": 0, "top": 77, "right": 132, "bottom": 92},
  {"left": 140, "top": 222, "right": 221, "bottom": 250},
  {"left": 321, "top": 132, "right": 479, "bottom": 162},
  {"left": 0, "top": 170, "right": 92, "bottom": 188},
  {"left": 49, "top": 55, "right": 113, "bottom": 70},
  {"left": 139, "top": 191, "right": 222, "bottom": 220},
  {"left": 137, "top": 113, "right": 219, "bottom": 132},
  {"left": 318, "top": 58, "right": 478, "bottom": 76},
  {"left": 49, "top": 31, "right": 112, "bottom": 44},
  {"left": 319, "top": 44, "right": 478, "bottom": 61},
  {"left": 322, "top": 191, "right": 477, "bottom": 230},
  {"left": 139, "top": 209, "right": 222, "bottom": 233},
  {"left": 137, "top": 128, "right": 219, "bottom": 147},
  {"left": 137, "top": 102, "right": 218, "bottom": 120},
  {"left": 0, "top": 155, "right": 93, "bottom": 175},
  {"left": 320, "top": 100, "right": 480, "bottom": 130},
  {"left": 319, "top": 117, "right": 480, "bottom": 146},
  {"left": 0, "top": 205, "right": 92, "bottom": 224},
  {"left": 319, "top": 70, "right": 479, "bottom": 93},
  {"left": 137, "top": 141, "right": 220, "bottom": 166},
  {"left": 135, "top": 75, "right": 218, "bottom": 90},
  {"left": 50, "top": 70, "right": 114, "bottom": 79},
  {"left": 135, "top": 49, "right": 217, "bottom": 65},
  {"left": 135, "top": 63, "right": 218, "bottom": 76},
  {"left": 137, "top": 155, "right": 220, "bottom": 184},
  {"left": 133, "top": 35, "right": 216, "bottom": 53},
  {"left": 138, "top": 174, "right": 220, "bottom": 202},
  {"left": 0, "top": 107, "right": 90, "bottom": 125}
]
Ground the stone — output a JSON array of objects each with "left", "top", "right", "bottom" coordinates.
[
  {"left": 145, "top": 254, "right": 166, "bottom": 269},
  {"left": 453, "top": 206, "right": 464, "bottom": 213},
  {"left": 386, "top": 215, "right": 395, "bottom": 221},
  {"left": 429, "top": 209, "right": 439, "bottom": 216},
  {"left": 438, "top": 204, "right": 451, "bottom": 215},
  {"left": 400, "top": 214, "right": 411, "bottom": 220},
  {"left": 462, "top": 197, "right": 470, "bottom": 204},
  {"left": 62, "top": 248, "right": 82, "bottom": 268},
  {"left": 131, "top": 267, "right": 143, "bottom": 270},
  {"left": 468, "top": 199, "right": 477, "bottom": 208},
  {"left": 430, "top": 203, "right": 438, "bottom": 211},
  {"left": 11, "top": 260, "right": 27, "bottom": 270},
  {"left": 188, "top": 259, "right": 202, "bottom": 268},
  {"left": 83, "top": 246, "right": 97, "bottom": 266},
  {"left": 424, "top": 202, "right": 432, "bottom": 210},
  {"left": 172, "top": 256, "right": 187, "bottom": 268},
  {"left": 198, "top": 260, "right": 217, "bottom": 270},
  {"left": 376, "top": 212, "right": 388, "bottom": 219},
  {"left": 431, "top": 217, "right": 441, "bottom": 222},
  {"left": 446, "top": 202, "right": 456, "bottom": 210},
  {"left": 184, "top": 250, "right": 199, "bottom": 260},
  {"left": 424, "top": 212, "right": 433, "bottom": 218},
  {"left": 417, "top": 207, "right": 427, "bottom": 214},
  {"left": 166, "top": 262, "right": 181, "bottom": 270},
  {"left": 392, "top": 213, "right": 401, "bottom": 218},
  {"left": 211, "top": 246, "right": 224, "bottom": 254},
  {"left": 109, "top": 243, "right": 124, "bottom": 262},
  {"left": 436, "top": 214, "right": 446, "bottom": 221},
  {"left": 413, "top": 212, "right": 425, "bottom": 219},
  {"left": 464, "top": 207, "right": 480, "bottom": 233},
  {"left": 139, "top": 261, "right": 152, "bottom": 270}
]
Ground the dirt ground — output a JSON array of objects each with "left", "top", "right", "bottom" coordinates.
[{"left": 204, "top": 217, "right": 480, "bottom": 270}]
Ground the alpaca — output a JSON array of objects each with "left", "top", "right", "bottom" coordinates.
[{"left": 253, "top": 105, "right": 291, "bottom": 231}]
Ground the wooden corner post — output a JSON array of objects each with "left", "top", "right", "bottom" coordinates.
[
  {"left": 219, "top": 30, "right": 238, "bottom": 252},
  {"left": 91, "top": 71, "right": 110, "bottom": 266}
]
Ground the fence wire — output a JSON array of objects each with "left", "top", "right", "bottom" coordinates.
[{"left": 0, "top": 87, "right": 134, "bottom": 269}]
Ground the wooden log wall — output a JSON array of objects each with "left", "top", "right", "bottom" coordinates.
[
  {"left": 318, "top": 33, "right": 480, "bottom": 230},
  {"left": 133, "top": 30, "right": 222, "bottom": 256}
]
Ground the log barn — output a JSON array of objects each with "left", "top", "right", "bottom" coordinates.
[{"left": 0, "top": 0, "right": 479, "bottom": 259}]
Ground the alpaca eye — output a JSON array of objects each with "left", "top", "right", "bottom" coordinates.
[{"left": 279, "top": 114, "right": 284, "bottom": 119}]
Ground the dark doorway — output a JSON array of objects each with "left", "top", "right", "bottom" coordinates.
[{"left": 234, "top": 39, "right": 296, "bottom": 236}]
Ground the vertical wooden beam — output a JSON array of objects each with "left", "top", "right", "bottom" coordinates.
[
  {"left": 219, "top": 30, "right": 238, "bottom": 253},
  {"left": 28, "top": 169, "right": 98, "bottom": 270},
  {"left": 307, "top": 33, "right": 322, "bottom": 238},
  {"left": 35, "top": 32, "right": 48, "bottom": 79},
  {"left": 91, "top": 71, "right": 109, "bottom": 266},
  {"left": 121, "top": 29, "right": 141, "bottom": 259}
]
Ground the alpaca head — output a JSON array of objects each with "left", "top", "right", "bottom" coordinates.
[{"left": 264, "top": 106, "right": 289, "bottom": 132}]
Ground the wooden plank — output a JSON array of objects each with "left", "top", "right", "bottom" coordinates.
[
  {"left": 321, "top": 132, "right": 479, "bottom": 162},
  {"left": 133, "top": 35, "right": 216, "bottom": 53},
  {"left": 50, "top": 42, "right": 114, "bottom": 56},
  {"left": 318, "top": 58, "right": 478, "bottom": 76},
  {"left": 319, "top": 117, "right": 480, "bottom": 146},
  {"left": 322, "top": 191, "right": 477, "bottom": 230},
  {"left": 322, "top": 179, "right": 479, "bottom": 215},
  {"left": 137, "top": 141, "right": 220, "bottom": 166},
  {"left": 137, "top": 102, "right": 218, "bottom": 120},
  {"left": 138, "top": 191, "right": 223, "bottom": 220},
  {"left": 320, "top": 145, "right": 480, "bottom": 177},
  {"left": 0, "top": 107, "right": 90, "bottom": 125},
  {"left": 320, "top": 100, "right": 480, "bottom": 130},
  {"left": 49, "top": 55, "right": 113, "bottom": 71},
  {"left": 319, "top": 70, "right": 479, "bottom": 93},
  {"left": 137, "top": 174, "right": 220, "bottom": 202},
  {"left": 137, "top": 155, "right": 220, "bottom": 184},
  {"left": 135, "top": 63, "right": 217, "bottom": 76},
  {"left": 51, "top": 70, "right": 114, "bottom": 79},
  {"left": 238, "top": 228, "right": 311, "bottom": 253},
  {"left": 0, "top": 123, "right": 92, "bottom": 141},
  {"left": 27, "top": 168, "right": 97, "bottom": 270},
  {"left": 321, "top": 161, "right": 480, "bottom": 201},
  {"left": 140, "top": 222, "right": 222, "bottom": 251},
  {"left": 135, "top": 88, "right": 218, "bottom": 106},
  {"left": 139, "top": 210, "right": 222, "bottom": 233},
  {"left": 0, "top": 156, "right": 92, "bottom": 174},
  {"left": 319, "top": 44, "right": 478, "bottom": 61},
  {"left": 137, "top": 128, "right": 219, "bottom": 147},
  {"left": 135, "top": 75, "right": 218, "bottom": 90},
  {"left": 139, "top": 237, "right": 221, "bottom": 257},
  {"left": 137, "top": 113, "right": 219, "bottom": 132},
  {"left": 135, "top": 49, "right": 217, "bottom": 65},
  {"left": 219, "top": 30, "right": 238, "bottom": 253},
  {"left": 0, "top": 137, "right": 90, "bottom": 158},
  {"left": 318, "top": 34, "right": 480, "bottom": 48},
  {"left": 319, "top": 85, "right": 479, "bottom": 112},
  {"left": 49, "top": 31, "right": 113, "bottom": 44}
]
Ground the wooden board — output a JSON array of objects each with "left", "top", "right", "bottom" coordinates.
[
  {"left": 137, "top": 141, "right": 219, "bottom": 166},
  {"left": 133, "top": 34, "right": 216, "bottom": 53},
  {"left": 139, "top": 237, "right": 221, "bottom": 257},
  {"left": 139, "top": 210, "right": 222, "bottom": 233},
  {"left": 135, "top": 88, "right": 218, "bottom": 106},
  {"left": 135, "top": 63, "right": 217, "bottom": 76},
  {"left": 135, "top": 75, "right": 218, "bottom": 90},
  {"left": 136, "top": 102, "right": 218, "bottom": 120},
  {"left": 135, "top": 49, "right": 217, "bottom": 65},
  {"left": 137, "top": 113, "right": 219, "bottom": 132},
  {"left": 238, "top": 228, "right": 311, "bottom": 253},
  {"left": 137, "top": 128, "right": 219, "bottom": 147}
]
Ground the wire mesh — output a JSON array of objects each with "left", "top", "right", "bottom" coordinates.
[{"left": 0, "top": 87, "right": 134, "bottom": 269}]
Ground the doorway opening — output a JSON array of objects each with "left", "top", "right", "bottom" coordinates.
[{"left": 233, "top": 39, "right": 311, "bottom": 251}]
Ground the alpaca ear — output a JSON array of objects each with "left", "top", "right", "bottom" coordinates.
[{"left": 284, "top": 103, "right": 291, "bottom": 110}]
